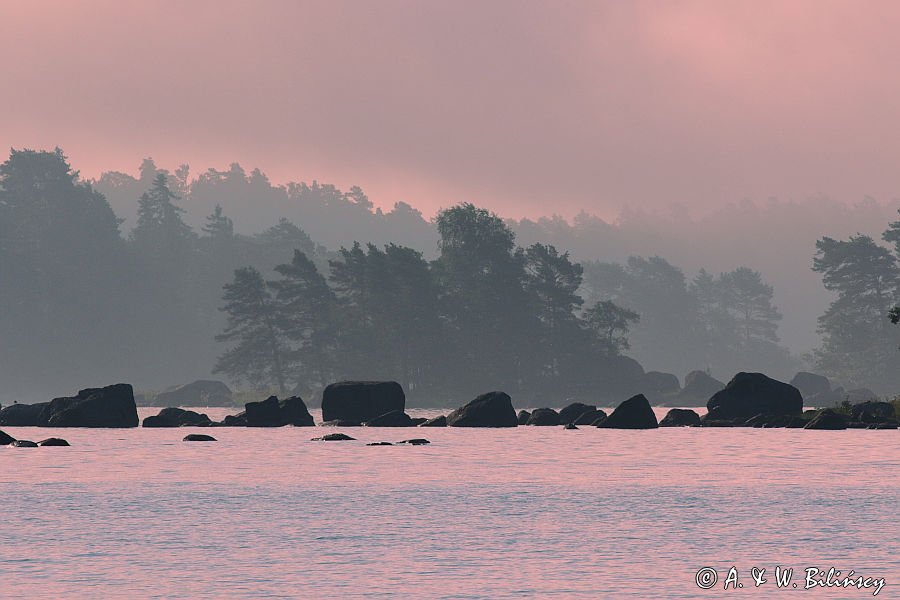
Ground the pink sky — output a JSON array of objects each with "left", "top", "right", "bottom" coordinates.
[{"left": 2, "top": 0, "right": 900, "bottom": 218}]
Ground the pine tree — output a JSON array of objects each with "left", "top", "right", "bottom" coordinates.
[
  {"left": 202, "top": 204, "right": 234, "bottom": 240},
  {"left": 214, "top": 267, "right": 290, "bottom": 392},
  {"left": 132, "top": 173, "right": 195, "bottom": 252}
]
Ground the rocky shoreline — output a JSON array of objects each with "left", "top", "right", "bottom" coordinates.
[{"left": 1, "top": 374, "right": 897, "bottom": 447}]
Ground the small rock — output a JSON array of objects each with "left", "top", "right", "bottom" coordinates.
[
  {"left": 575, "top": 409, "right": 607, "bottom": 425},
  {"left": 517, "top": 410, "right": 531, "bottom": 425},
  {"left": 397, "top": 438, "right": 430, "bottom": 445},
  {"left": 659, "top": 408, "right": 701, "bottom": 427},
  {"left": 38, "top": 438, "right": 70, "bottom": 446},
  {"left": 367, "top": 441, "right": 393, "bottom": 446},
  {"left": 311, "top": 433, "right": 355, "bottom": 441},
  {"left": 10, "top": 440, "right": 38, "bottom": 447},
  {"left": 564, "top": 423, "right": 578, "bottom": 430},
  {"left": 558, "top": 402, "right": 596, "bottom": 425},
  {"left": 527, "top": 408, "right": 560, "bottom": 426},
  {"left": 183, "top": 434, "right": 217, "bottom": 442},
  {"left": 804, "top": 409, "right": 847, "bottom": 430}
]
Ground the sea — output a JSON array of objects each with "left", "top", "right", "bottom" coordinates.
[{"left": 1, "top": 407, "right": 897, "bottom": 599}]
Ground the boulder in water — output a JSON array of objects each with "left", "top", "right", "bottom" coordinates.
[
  {"left": 183, "top": 434, "right": 217, "bottom": 442},
  {"left": 0, "top": 429, "right": 15, "bottom": 445},
  {"left": 143, "top": 407, "right": 213, "bottom": 428},
  {"left": 659, "top": 408, "right": 700, "bottom": 427},
  {"left": 41, "top": 384, "right": 139, "bottom": 428},
  {"left": 226, "top": 396, "right": 314, "bottom": 427},
  {"left": 321, "top": 381, "right": 405, "bottom": 424},
  {"left": 0, "top": 402, "right": 49, "bottom": 426},
  {"left": 558, "top": 402, "right": 596, "bottom": 425},
  {"left": 575, "top": 409, "right": 607, "bottom": 425},
  {"left": 37, "top": 438, "right": 70, "bottom": 446},
  {"left": 10, "top": 440, "right": 38, "bottom": 447},
  {"left": 526, "top": 408, "right": 560, "bottom": 426},
  {"left": 597, "top": 394, "right": 658, "bottom": 429},
  {"left": 364, "top": 410, "right": 416, "bottom": 427},
  {"left": 154, "top": 380, "right": 233, "bottom": 407},
  {"left": 447, "top": 392, "right": 518, "bottom": 427},
  {"left": 516, "top": 410, "right": 531, "bottom": 425},
  {"left": 706, "top": 373, "right": 802, "bottom": 421},
  {"left": 804, "top": 409, "right": 847, "bottom": 430}
]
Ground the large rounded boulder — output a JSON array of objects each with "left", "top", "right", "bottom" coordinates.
[
  {"left": 706, "top": 373, "right": 802, "bottom": 421},
  {"left": 40, "top": 384, "right": 139, "bottom": 428},
  {"left": 154, "top": 380, "right": 233, "bottom": 407},
  {"left": 321, "top": 381, "right": 405, "bottom": 424},
  {"left": 597, "top": 394, "right": 658, "bottom": 429},
  {"left": 447, "top": 391, "right": 517, "bottom": 427}
]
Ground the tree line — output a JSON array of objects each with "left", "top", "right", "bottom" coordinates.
[{"left": 1, "top": 148, "right": 794, "bottom": 403}]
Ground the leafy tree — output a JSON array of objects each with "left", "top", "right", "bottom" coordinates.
[
  {"left": 433, "top": 203, "right": 535, "bottom": 393},
  {"left": 583, "top": 300, "right": 640, "bottom": 356},
  {"left": 215, "top": 267, "right": 290, "bottom": 393}
]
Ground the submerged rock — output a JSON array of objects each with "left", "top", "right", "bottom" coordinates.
[
  {"left": 37, "top": 437, "right": 70, "bottom": 446},
  {"left": 41, "top": 384, "right": 139, "bottom": 428},
  {"left": 419, "top": 415, "right": 447, "bottom": 427},
  {"left": 397, "top": 438, "right": 430, "bottom": 445},
  {"left": 563, "top": 423, "right": 578, "bottom": 430},
  {"left": 447, "top": 392, "right": 518, "bottom": 428},
  {"left": 311, "top": 433, "right": 356, "bottom": 441},
  {"left": 321, "top": 381, "right": 405, "bottom": 424},
  {"left": 367, "top": 441, "right": 393, "bottom": 446},
  {"left": 10, "top": 440, "right": 38, "bottom": 447},
  {"left": 527, "top": 408, "right": 560, "bottom": 426},
  {"left": 183, "top": 434, "right": 217, "bottom": 442},
  {"left": 143, "top": 407, "right": 213, "bottom": 428},
  {"left": 659, "top": 408, "right": 700, "bottom": 427},
  {"left": 706, "top": 373, "right": 802, "bottom": 421},
  {"left": 364, "top": 410, "right": 416, "bottom": 427},
  {"left": 597, "top": 394, "right": 658, "bottom": 429},
  {"left": 804, "top": 409, "right": 847, "bottom": 430}
]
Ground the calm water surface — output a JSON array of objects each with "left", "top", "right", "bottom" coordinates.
[{"left": 1, "top": 407, "right": 897, "bottom": 598}]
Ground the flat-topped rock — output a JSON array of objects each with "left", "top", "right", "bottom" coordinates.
[
  {"left": 321, "top": 381, "right": 405, "bottom": 424},
  {"left": 706, "top": 373, "right": 802, "bottom": 421}
]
